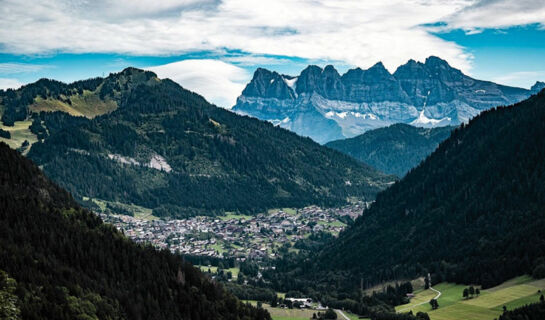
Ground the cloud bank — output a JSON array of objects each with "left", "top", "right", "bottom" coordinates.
[
  {"left": 0, "top": 0, "right": 484, "bottom": 72},
  {"left": 148, "top": 59, "right": 250, "bottom": 108},
  {"left": 0, "top": 78, "right": 23, "bottom": 90},
  {"left": 2, "top": 0, "right": 544, "bottom": 105},
  {"left": 444, "top": 0, "right": 545, "bottom": 33}
]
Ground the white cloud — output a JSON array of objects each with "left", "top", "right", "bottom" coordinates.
[
  {"left": 222, "top": 55, "right": 293, "bottom": 66},
  {"left": 148, "top": 59, "right": 250, "bottom": 108},
  {"left": 0, "top": 63, "right": 49, "bottom": 74},
  {"left": 442, "top": 0, "right": 545, "bottom": 32},
  {"left": 0, "top": 0, "right": 475, "bottom": 73},
  {"left": 491, "top": 70, "right": 545, "bottom": 88},
  {"left": 0, "top": 78, "right": 24, "bottom": 90},
  {"left": 2, "top": 0, "right": 543, "bottom": 77}
]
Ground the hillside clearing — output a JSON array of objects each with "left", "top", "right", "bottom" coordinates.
[{"left": 0, "top": 120, "right": 38, "bottom": 154}]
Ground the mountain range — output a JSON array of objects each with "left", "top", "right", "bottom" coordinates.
[
  {"left": 0, "top": 68, "right": 393, "bottom": 218},
  {"left": 233, "top": 56, "right": 543, "bottom": 143},
  {"left": 326, "top": 124, "right": 454, "bottom": 177}
]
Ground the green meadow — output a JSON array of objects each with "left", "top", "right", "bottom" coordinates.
[
  {"left": 396, "top": 276, "right": 545, "bottom": 320},
  {"left": 0, "top": 120, "right": 38, "bottom": 153}
]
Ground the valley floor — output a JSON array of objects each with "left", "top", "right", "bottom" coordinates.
[
  {"left": 93, "top": 198, "right": 365, "bottom": 261},
  {"left": 395, "top": 276, "right": 545, "bottom": 320}
]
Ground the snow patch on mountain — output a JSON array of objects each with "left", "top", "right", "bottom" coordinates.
[
  {"left": 283, "top": 77, "right": 297, "bottom": 90},
  {"left": 410, "top": 109, "right": 451, "bottom": 126}
]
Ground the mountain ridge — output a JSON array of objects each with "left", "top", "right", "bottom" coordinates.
[
  {"left": 233, "top": 56, "right": 542, "bottom": 143},
  {"left": 326, "top": 124, "right": 455, "bottom": 177},
  {"left": 0, "top": 67, "right": 393, "bottom": 217}
]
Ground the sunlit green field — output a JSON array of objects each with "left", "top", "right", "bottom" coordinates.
[
  {"left": 241, "top": 299, "right": 367, "bottom": 320},
  {"left": 396, "top": 276, "right": 545, "bottom": 320},
  {"left": 0, "top": 120, "right": 38, "bottom": 153},
  {"left": 267, "top": 208, "right": 297, "bottom": 215},
  {"left": 86, "top": 197, "right": 158, "bottom": 221},
  {"left": 219, "top": 212, "right": 253, "bottom": 221},
  {"left": 29, "top": 92, "right": 117, "bottom": 118}
]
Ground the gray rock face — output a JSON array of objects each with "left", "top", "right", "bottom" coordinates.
[
  {"left": 241, "top": 68, "right": 296, "bottom": 100},
  {"left": 233, "top": 56, "right": 537, "bottom": 143}
]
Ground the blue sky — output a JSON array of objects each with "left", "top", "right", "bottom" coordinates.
[{"left": 1, "top": 0, "right": 545, "bottom": 107}]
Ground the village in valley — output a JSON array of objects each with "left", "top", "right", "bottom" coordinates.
[{"left": 99, "top": 203, "right": 368, "bottom": 260}]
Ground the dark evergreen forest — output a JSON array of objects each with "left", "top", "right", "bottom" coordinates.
[{"left": 0, "top": 142, "right": 270, "bottom": 320}]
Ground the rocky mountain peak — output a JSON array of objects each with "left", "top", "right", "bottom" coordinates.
[
  {"left": 424, "top": 56, "right": 450, "bottom": 68},
  {"left": 424, "top": 56, "right": 464, "bottom": 84},
  {"left": 531, "top": 81, "right": 545, "bottom": 93},
  {"left": 296, "top": 65, "right": 343, "bottom": 98},
  {"left": 341, "top": 67, "right": 365, "bottom": 83},
  {"left": 241, "top": 68, "right": 295, "bottom": 99},
  {"left": 233, "top": 57, "right": 533, "bottom": 143},
  {"left": 393, "top": 59, "right": 429, "bottom": 79},
  {"left": 323, "top": 64, "right": 340, "bottom": 75},
  {"left": 364, "top": 62, "right": 394, "bottom": 81}
]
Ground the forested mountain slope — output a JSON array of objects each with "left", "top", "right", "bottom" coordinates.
[
  {"left": 319, "top": 88, "right": 545, "bottom": 289},
  {"left": 326, "top": 124, "right": 454, "bottom": 176},
  {"left": 0, "top": 142, "right": 269, "bottom": 320},
  {"left": 1, "top": 68, "right": 393, "bottom": 217}
]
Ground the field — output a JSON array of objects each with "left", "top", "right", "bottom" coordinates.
[
  {"left": 197, "top": 265, "right": 240, "bottom": 279},
  {"left": 261, "top": 304, "right": 315, "bottom": 320},
  {"left": 29, "top": 92, "right": 117, "bottom": 118},
  {"left": 396, "top": 276, "right": 545, "bottom": 320},
  {"left": 318, "top": 220, "right": 347, "bottom": 228},
  {"left": 219, "top": 213, "right": 253, "bottom": 221},
  {"left": 243, "top": 301, "right": 360, "bottom": 320},
  {"left": 242, "top": 295, "right": 366, "bottom": 320},
  {"left": 267, "top": 208, "right": 297, "bottom": 216},
  {"left": 86, "top": 198, "right": 158, "bottom": 221},
  {"left": 0, "top": 120, "right": 38, "bottom": 153}
]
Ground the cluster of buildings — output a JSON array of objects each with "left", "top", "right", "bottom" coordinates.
[{"left": 100, "top": 204, "right": 368, "bottom": 260}]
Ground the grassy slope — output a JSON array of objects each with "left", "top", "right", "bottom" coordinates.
[
  {"left": 87, "top": 197, "right": 159, "bottom": 221},
  {"left": 29, "top": 91, "right": 117, "bottom": 118},
  {"left": 0, "top": 120, "right": 38, "bottom": 153},
  {"left": 245, "top": 302, "right": 315, "bottom": 320},
  {"left": 396, "top": 276, "right": 545, "bottom": 320}
]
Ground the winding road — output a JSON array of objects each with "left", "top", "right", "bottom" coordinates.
[
  {"left": 335, "top": 309, "right": 350, "bottom": 320},
  {"left": 396, "top": 286, "right": 442, "bottom": 313}
]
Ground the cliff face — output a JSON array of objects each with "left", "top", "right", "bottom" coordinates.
[{"left": 233, "top": 56, "right": 536, "bottom": 143}]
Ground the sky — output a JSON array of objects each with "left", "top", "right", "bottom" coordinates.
[{"left": 1, "top": 0, "right": 544, "bottom": 108}]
